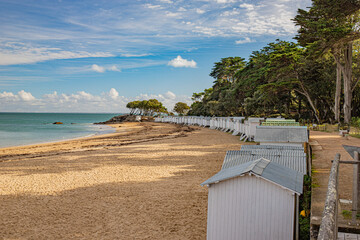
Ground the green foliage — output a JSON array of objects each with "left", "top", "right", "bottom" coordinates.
[
  {"left": 342, "top": 210, "right": 352, "bottom": 219},
  {"left": 210, "top": 57, "right": 246, "bottom": 83},
  {"left": 173, "top": 102, "right": 190, "bottom": 115},
  {"left": 351, "top": 117, "right": 360, "bottom": 127},
  {"left": 299, "top": 175, "right": 312, "bottom": 240},
  {"left": 126, "top": 99, "right": 167, "bottom": 116},
  {"left": 189, "top": 40, "right": 340, "bottom": 122}
]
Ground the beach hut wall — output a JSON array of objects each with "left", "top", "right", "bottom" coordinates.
[
  {"left": 254, "top": 126, "right": 308, "bottom": 147},
  {"left": 201, "top": 158, "right": 302, "bottom": 240}
]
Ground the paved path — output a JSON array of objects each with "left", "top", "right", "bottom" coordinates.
[{"left": 310, "top": 131, "right": 360, "bottom": 235}]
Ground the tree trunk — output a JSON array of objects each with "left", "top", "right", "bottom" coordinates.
[
  {"left": 294, "top": 77, "right": 321, "bottom": 123},
  {"left": 335, "top": 62, "right": 342, "bottom": 122},
  {"left": 343, "top": 42, "right": 353, "bottom": 124}
]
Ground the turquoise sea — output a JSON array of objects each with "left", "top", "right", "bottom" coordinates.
[{"left": 0, "top": 113, "right": 122, "bottom": 148}]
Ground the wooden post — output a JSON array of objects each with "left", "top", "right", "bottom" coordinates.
[
  {"left": 356, "top": 151, "right": 360, "bottom": 216},
  {"left": 353, "top": 153, "right": 358, "bottom": 223},
  {"left": 318, "top": 153, "right": 341, "bottom": 240}
]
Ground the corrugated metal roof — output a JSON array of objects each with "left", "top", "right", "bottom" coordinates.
[
  {"left": 222, "top": 150, "right": 307, "bottom": 175},
  {"left": 255, "top": 126, "right": 308, "bottom": 143},
  {"left": 201, "top": 158, "right": 303, "bottom": 194},
  {"left": 241, "top": 145, "right": 304, "bottom": 151},
  {"left": 238, "top": 149, "right": 306, "bottom": 156}
]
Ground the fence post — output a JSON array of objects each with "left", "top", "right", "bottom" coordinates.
[{"left": 318, "top": 153, "right": 341, "bottom": 240}]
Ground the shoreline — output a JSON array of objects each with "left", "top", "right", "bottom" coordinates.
[
  {"left": 0, "top": 123, "right": 118, "bottom": 150},
  {"left": 0, "top": 123, "right": 139, "bottom": 160},
  {"left": 0, "top": 122, "right": 194, "bottom": 162}
]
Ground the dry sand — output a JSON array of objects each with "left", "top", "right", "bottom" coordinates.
[{"left": 0, "top": 122, "right": 244, "bottom": 239}]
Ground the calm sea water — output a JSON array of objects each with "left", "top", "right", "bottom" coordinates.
[{"left": 0, "top": 113, "right": 122, "bottom": 148}]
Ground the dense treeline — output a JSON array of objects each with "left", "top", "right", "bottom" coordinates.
[{"left": 189, "top": 0, "right": 360, "bottom": 124}]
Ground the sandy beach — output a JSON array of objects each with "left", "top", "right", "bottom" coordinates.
[{"left": 0, "top": 122, "right": 243, "bottom": 239}]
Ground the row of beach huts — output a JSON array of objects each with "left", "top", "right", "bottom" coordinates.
[{"left": 155, "top": 116, "right": 310, "bottom": 240}]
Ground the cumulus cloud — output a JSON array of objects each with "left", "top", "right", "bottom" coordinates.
[
  {"left": 235, "top": 37, "right": 254, "bottom": 44},
  {"left": 0, "top": 89, "right": 191, "bottom": 113},
  {"left": 0, "top": 90, "right": 36, "bottom": 103},
  {"left": 0, "top": 91, "right": 16, "bottom": 100},
  {"left": 108, "top": 88, "right": 119, "bottom": 100},
  {"left": 164, "top": 91, "right": 176, "bottom": 99},
  {"left": 18, "top": 90, "right": 36, "bottom": 101},
  {"left": 168, "top": 56, "right": 197, "bottom": 68}
]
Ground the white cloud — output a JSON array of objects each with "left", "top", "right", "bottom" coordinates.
[
  {"left": 168, "top": 56, "right": 197, "bottom": 68},
  {"left": 164, "top": 91, "right": 176, "bottom": 99},
  {"left": 216, "top": 0, "right": 237, "bottom": 3},
  {"left": 134, "top": 91, "right": 191, "bottom": 112},
  {"left": 91, "top": 64, "right": 121, "bottom": 73},
  {"left": 0, "top": 42, "right": 113, "bottom": 66},
  {"left": 166, "top": 12, "right": 181, "bottom": 18},
  {"left": 18, "top": 90, "right": 36, "bottom": 101},
  {"left": 120, "top": 53, "right": 152, "bottom": 57},
  {"left": 196, "top": 9, "right": 205, "bottom": 14},
  {"left": 235, "top": 37, "right": 254, "bottom": 44},
  {"left": 109, "top": 65, "right": 121, "bottom": 72},
  {"left": 239, "top": 3, "right": 255, "bottom": 10},
  {"left": 91, "top": 64, "right": 105, "bottom": 73},
  {"left": 0, "top": 89, "right": 191, "bottom": 113},
  {"left": 0, "top": 91, "right": 16, "bottom": 100},
  {"left": 144, "top": 4, "right": 163, "bottom": 9},
  {"left": 108, "top": 88, "right": 119, "bottom": 100},
  {"left": 0, "top": 90, "right": 36, "bottom": 103},
  {"left": 0, "top": 1, "right": 312, "bottom": 66}
]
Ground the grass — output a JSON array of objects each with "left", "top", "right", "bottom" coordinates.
[
  {"left": 350, "top": 134, "right": 360, "bottom": 139},
  {"left": 341, "top": 210, "right": 360, "bottom": 219},
  {"left": 342, "top": 210, "right": 352, "bottom": 219}
]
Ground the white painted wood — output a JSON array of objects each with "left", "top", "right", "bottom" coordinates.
[{"left": 206, "top": 175, "right": 295, "bottom": 240}]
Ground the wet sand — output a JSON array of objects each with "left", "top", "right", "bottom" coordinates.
[{"left": 0, "top": 122, "right": 243, "bottom": 239}]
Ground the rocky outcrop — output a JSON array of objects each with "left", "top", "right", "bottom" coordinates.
[{"left": 94, "top": 115, "right": 154, "bottom": 124}]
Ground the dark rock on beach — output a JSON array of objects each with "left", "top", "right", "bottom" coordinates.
[{"left": 94, "top": 114, "right": 154, "bottom": 124}]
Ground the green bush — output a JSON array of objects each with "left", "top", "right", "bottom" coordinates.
[{"left": 299, "top": 175, "right": 311, "bottom": 240}]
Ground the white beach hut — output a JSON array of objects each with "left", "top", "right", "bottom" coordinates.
[{"left": 201, "top": 158, "right": 303, "bottom": 240}]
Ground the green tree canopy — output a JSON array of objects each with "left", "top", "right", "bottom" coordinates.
[
  {"left": 126, "top": 99, "right": 167, "bottom": 116},
  {"left": 173, "top": 102, "right": 190, "bottom": 116}
]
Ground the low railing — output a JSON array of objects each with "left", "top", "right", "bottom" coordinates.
[{"left": 317, "top": 153, "right": 341, "bottom": 240}]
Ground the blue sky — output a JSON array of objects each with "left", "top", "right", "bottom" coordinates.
[{"left": 0, "top": 0, "right": 312, "bottom": 113}]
